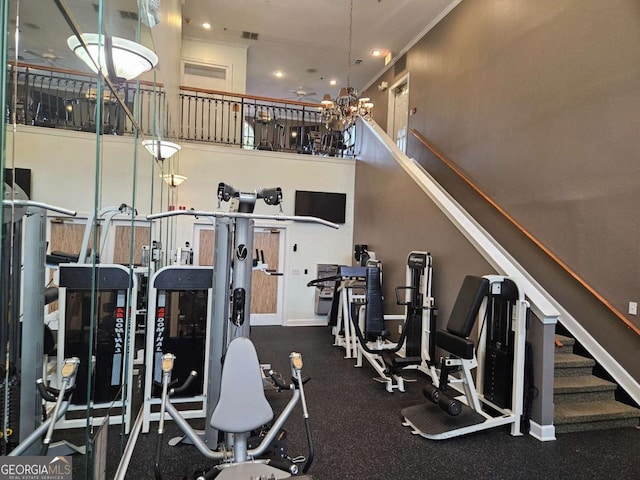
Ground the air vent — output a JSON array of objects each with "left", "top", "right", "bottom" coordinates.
[
  {"left": 242, "top": 31, "right": 259, "bottom": 40},
  {"left": 394, "top": 54, "right": 407, "bottom": 75},
  {"left": 184, "top": 63, "right": 226, "bottom": 80},
  {"left": 119, "top": 10, "right": 139, "bottom": 21}
]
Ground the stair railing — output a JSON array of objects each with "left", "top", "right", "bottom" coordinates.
[
  {"left": 359, "top": 117, "right": 640, "bottom": 410},
  {"left": 409, "top": 128, "right": 640, "bottom": 338}
]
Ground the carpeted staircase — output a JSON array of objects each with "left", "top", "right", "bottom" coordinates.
[{"left": 553, "top": 334, "right": 640, "bottom": 433}]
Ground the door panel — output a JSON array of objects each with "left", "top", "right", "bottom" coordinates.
[
  {"left": 251, "top": 230, "right": 280, "bottom": 314},
  {"left": 194, "top": 226, "right": 283, "bottom": 325}
]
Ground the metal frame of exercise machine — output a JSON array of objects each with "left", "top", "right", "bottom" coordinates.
[
  {"left": 402, "top": 274, "right": 528, "bottom": 439},
  {"left": 56, "top": 263, "right": 139, "bottom": 432},
  {"left": 50, "top": 203, "right": 143, "bottom": 433},
  {"left": 115, "top": 182, "right": 336, "bottom": 475},
  {"left": 1, "top": 185, "right": 77, "bottom": 454},
  {"left": 142, "top": 265, "right": 214, "bottom": 433}
]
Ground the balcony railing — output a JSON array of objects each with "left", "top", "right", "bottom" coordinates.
[{"left": 5, "top": 63, "right": 354, "bottom": 157}]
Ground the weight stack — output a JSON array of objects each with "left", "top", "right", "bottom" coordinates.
[
  {"left": 483, "top": 345, "right": 514, "bottom": 409},
  {"left": 0, "top": 381, "right": 21, "bottom": 454}
]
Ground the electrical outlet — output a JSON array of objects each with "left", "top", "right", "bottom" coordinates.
[
  {"left": 291, "top": 268, "right": 301, "bottom": 275},
  {"left": 629, "top": 302, "right": 637, "bottom": 315}
]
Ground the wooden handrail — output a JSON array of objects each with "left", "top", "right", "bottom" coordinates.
[
  {"left": 8, "top": 62, "right": 322, "bottom": 107},
  {"left": 8, "top": 61, "right": 161, "bottom": 88},
  {"left": 409, "top": 128, "right": 640, "bottom": 337}
]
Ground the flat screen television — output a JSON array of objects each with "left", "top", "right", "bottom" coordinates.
[{"left": 294, "top": 190, "right": 347, "bottom": 224}]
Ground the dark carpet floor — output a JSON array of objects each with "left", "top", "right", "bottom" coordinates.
[{"left": 73, "top": 325, "right": 639, "bottom": 479}]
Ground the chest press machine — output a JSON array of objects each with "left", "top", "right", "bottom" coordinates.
[{"left": 401, "top": 274, "right": 529, "bottom": 440}]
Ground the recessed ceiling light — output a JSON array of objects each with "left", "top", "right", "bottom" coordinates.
[
  {"left": 274, "top": 71, "right": 284, "bottom": 78},
  {"left": 371, "top": 49, "right": 382, "bottom": 57},
  {"left": 202, "top": 22, "right": 211, "bottom": 29},
  {"left": 329, "top": 79, "right": 337, "bottom": 86}
]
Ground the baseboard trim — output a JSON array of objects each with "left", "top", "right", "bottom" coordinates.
[
  {"left": 286, "top": 319, "right": 328, "bottom": 327},
  {"left": 528, "top": 420, "right": 556, "bottom": 442}
]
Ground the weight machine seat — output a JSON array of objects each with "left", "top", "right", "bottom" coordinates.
[
  {"left": 436, "top": 276, "right": 489, "bottom": 360},
  {"left": 209, "top": 337, "right": 273, "bottom": 433}
]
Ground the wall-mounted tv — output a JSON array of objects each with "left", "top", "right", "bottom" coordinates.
[{"left": 294, "top": 190, "right": 347, "bottom": 224}]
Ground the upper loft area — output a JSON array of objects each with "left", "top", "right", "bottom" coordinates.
[
  {"left": 5, "top": 62, "right": 356, "bottom": 159},
  {"left": 3, "top": 0, "right": 462, "bottom": 159}
]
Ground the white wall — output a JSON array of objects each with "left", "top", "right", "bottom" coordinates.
[
  {"left": 181, "top": 38, "right": 248, "bottom": 94},
  {"left": 6, "top": 125, "right": 354, "bottom": 324}
]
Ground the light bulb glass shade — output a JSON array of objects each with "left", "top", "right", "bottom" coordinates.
[
  {"left": 161, "top": 174, "right": 187, "bottom": 187},
  {"left": 67, "top": 33, "right": 159, "bottom": 81},
  {"left": 142, "top": 139, "right": 181, "bottom": 160},
  {"left": 321, "top": 94, "right": 334, "bottom": 105}
]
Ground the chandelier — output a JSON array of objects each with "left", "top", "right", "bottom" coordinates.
[{"left": 320, "top": 0, "right": 374, "bottom": 129}]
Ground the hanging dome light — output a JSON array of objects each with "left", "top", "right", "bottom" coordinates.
[
  {"left": 67, "top": 33, "right": 159, "bottom": 82},
  {"left": 142, "top": 139, "right": 181, "bottom": 160}
]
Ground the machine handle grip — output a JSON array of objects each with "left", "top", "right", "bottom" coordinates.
[
  {"left": 170, "top": 371, "right": 198, "bottom": 395},
  {"left": 36, "top": 379, "right": 58, "bottom": 403},
  {"left": 394, "top": 286, "right": 415, "bottom": 306},
  {"left": 292, "top": 375, "right": 311, "bottom": 388},
  {"left": 269, "top": 371, "right": 292, "bottom": 391}
]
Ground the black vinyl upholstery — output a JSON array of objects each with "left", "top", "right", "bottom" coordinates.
[
  {"left": 436, "top": 275, "right": 489, "bottom": 359},
  {"left": 364, "top": 266, "right": 387, "bottom": 340}
]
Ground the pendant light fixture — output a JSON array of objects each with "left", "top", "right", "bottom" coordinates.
[{"left": 321, "top": 0, "right": 374, "bottom": 129}]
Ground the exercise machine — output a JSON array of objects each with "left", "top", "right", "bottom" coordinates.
[
  {"left": 142, "top": 265, "right": 214, "bottom": 433},
  {"left": 307, "top": 251, "right": 436, "bottom": 392},
  {"left": 350, "top": 252, "right": 437, "bottom": 392},
  {"left": 56, "top": 263, "right": 139, "bottom": 431},
  {"left": 129, "top": 183, "right": 335, "bottom": 463},
  {"left": 50, "top": 203, "right": 144, "bottom": 432},
  {"left": 154, "top": 337, "right": 313, "bottom": 479},
  {"left": 1, "top": 183, "right": 76, "bottom": 454},
  {"left": 402, "top": 275, "right": 528, "bottom": 439}
]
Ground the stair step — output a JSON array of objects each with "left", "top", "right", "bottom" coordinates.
[
  {"left": 554, "top": 334, "right": 575, "bottom": 354},
  {"left": 554, "top": 353, "right": 595, "bottom": 377},
  {"left": 554, "top": 375, "right": 617, "bottom": 403},
  {"left": 554, "top": 401, "right": 640, "bottom": 433}
]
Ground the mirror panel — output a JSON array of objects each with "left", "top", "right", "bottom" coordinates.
[{"left": 2, "top": 1, "right": 170, "bottom": 476}]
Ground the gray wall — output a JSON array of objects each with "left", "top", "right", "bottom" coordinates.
[
  {"left": 354, "top": 126, "right": 493, "bottom": 324},
  {"left": 359, "top": 0, "right": 640, "bottom": 330}
]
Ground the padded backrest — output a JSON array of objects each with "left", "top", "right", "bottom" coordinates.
[
  {"left": 446, "top": 276, "right": 489, "bottom": 337},
  {"left": 210, "top": 337, "right": 273, "bottom": 433},
  {"left": 364, "top": 266, "right": 385, "bottom": 338}
]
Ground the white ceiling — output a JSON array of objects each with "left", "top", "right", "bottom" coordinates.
[
  {"left": 179, "top": 0, "right": 458, "bottom": 101},
  {"left": 11, "top": 0, "right": 459, "bottom": 102}
]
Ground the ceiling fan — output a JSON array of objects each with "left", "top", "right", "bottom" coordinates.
[
  {"left": 288, "top": 87, "right": 320, "bottom": 102},
  {"left": 23, "top": 48, "right": 64, "bottom": 65}
]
